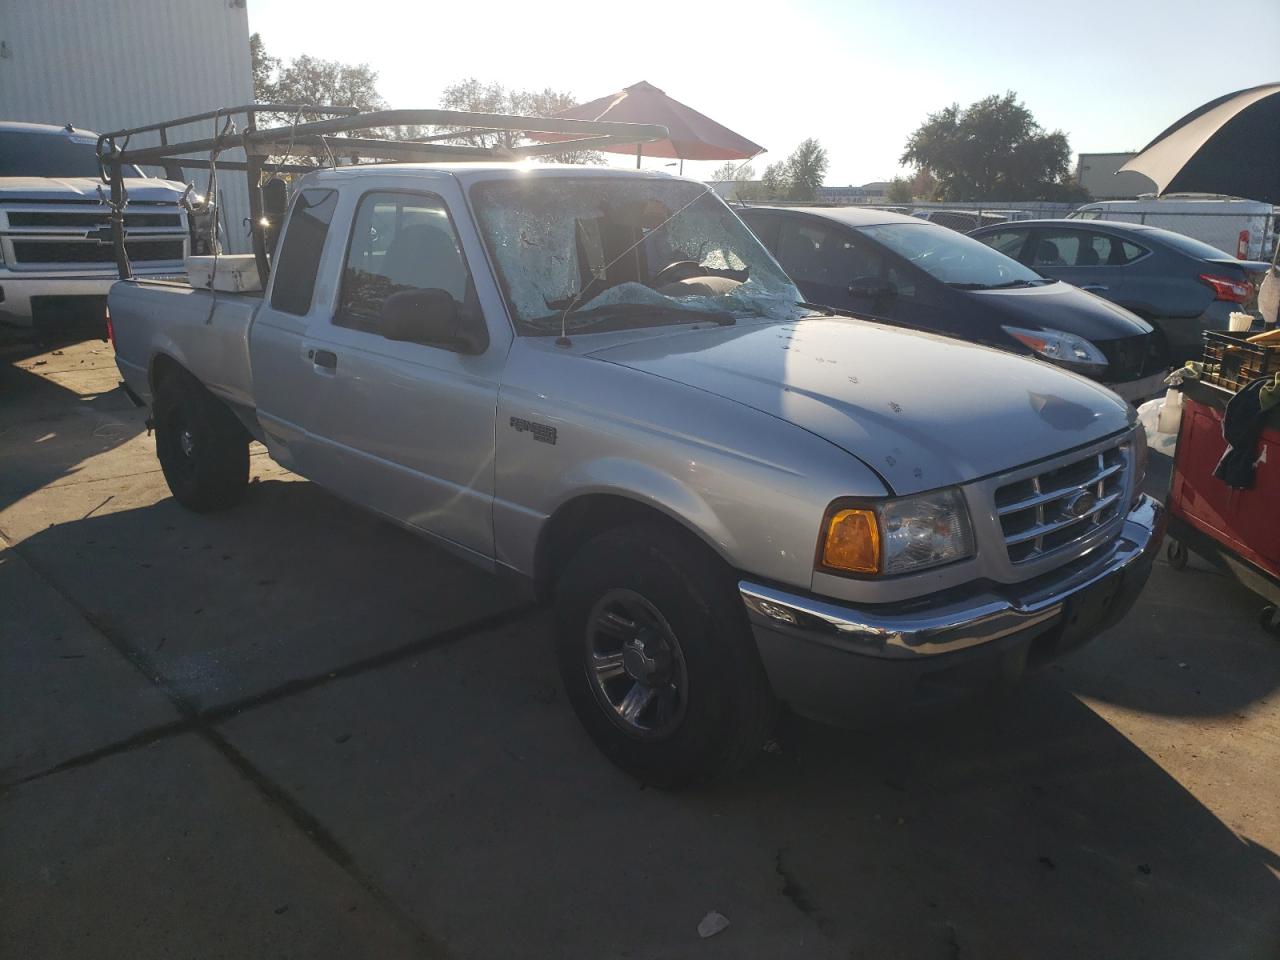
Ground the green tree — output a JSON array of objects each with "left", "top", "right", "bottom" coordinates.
[
  {"left": 760, "top": 161, "right": 789, "bottom": 200},
  {"left": 910, "top": 168, "right": 938, "bottom": 201},
  {"left": 784, "top": 138, "right": 828, "bottom": 200},
  {"left": 902, "top": 92, "right": 1083, "bottom": 201},
  {"left": 438, "top": 78, "right": 602, "bottom": 164},
  {"left": 250, "top": 35, "right": 386, "bottom": 126},
  {"left": 249, "top": 33, "right": 278, "bottom": 102},
  {"left": 886, "top": 177, "right": 914, "bottom": 203},
  {"left": 710, "top": 160, "right": 756, "bottom": 200}
]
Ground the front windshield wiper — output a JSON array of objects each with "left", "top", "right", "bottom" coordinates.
[
  {"left": 948, "top": 278, "right": 1054, "bottom": 290},
  {"left": 527, "top": 302, "right": 737, "bottom": 334},
  {"left": 797, "top": 300, "right": 837, "bottom": 316}
]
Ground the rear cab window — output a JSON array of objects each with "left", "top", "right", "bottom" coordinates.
[{"left": 270, "top": 189, "right": 338, "bottom": 315}]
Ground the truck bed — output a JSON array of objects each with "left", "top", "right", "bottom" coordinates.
[{"left": 109, "top": 279, "right": 261, "bottom": 410}]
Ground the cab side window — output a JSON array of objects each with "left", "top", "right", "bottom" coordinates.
[
  {"left": 337, "top": 192, "right": 474, "bottom": 334},
  {"left": 270, "top": 188, "right": 338, "bottom": 316}
]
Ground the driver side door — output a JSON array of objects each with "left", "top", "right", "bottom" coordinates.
[{"left": 302, "top": 183, "right": 509, "bottom": 560}]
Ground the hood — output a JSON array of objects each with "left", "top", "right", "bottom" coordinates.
[
  {"left": 0, "top": 176, "right": 184, "bottom": 204},
  {"left": 968, "top": 282, "right": 1151, "bottom": 341},
  {"left": 587, "top": 317, "right": 1132, "bottom": 495}
]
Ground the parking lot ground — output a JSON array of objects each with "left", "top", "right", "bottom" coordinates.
[{"left": 3, "top": 337, "right": 1279, "bottom": 959}]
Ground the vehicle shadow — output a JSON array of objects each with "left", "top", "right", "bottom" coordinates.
[
  {"left": 201, "top": 598, "right": 1280, "bottom": 960},
  {"left": 0, "top": 337, "right": 145, "bottom": 517},
  {"left": 1063, "top": 449, "right": 1280, "bottom": 719},
  {"left": 729, "top": 685, "right": 1280, "bottom": 958},
  {"left": 7, "top": 478, "right": 529, "bottom": 714},
  {"left": 5, "top": 471, "right": 1277, "bottom": 958}
]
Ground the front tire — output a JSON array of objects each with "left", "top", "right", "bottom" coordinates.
[
  {"left": 554, "top": 523, "right": 776, "bottom": 787},
  {"left": 154, "top": 372, "right": 249, "bottom": 513}
]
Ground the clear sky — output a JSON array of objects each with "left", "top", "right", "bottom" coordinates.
[{"left": 248, "top": 0, "right": 1279, "bottom": 186}]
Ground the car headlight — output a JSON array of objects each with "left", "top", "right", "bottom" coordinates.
[
  {"left": 819, "top": 488, "right": 975, "bottom": 577},
  {"left": 1003, "top": 325, "right": 1108, "bottom": 376}
]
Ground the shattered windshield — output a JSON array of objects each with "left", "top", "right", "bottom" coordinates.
[{"left": 470, "top": 176, "right": 803, "bottom": 335}]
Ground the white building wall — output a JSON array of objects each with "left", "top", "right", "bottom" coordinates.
[
  {"left": 1076, "top": 153, "right": 1158, "bottom": 201},
  {"left": 0, "top": 0, "right": 255, "bottom": 250}
]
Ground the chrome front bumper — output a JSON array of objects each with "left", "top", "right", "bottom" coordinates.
[{"left": 740, "top": 496, "right": 1164, "bottom": 724}]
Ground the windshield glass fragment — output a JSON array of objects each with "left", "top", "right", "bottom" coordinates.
[{"left": 471, "top": 176, "right": 804, "bottom": 334}]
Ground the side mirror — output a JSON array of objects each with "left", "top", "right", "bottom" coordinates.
[
  {"left": 381, "top": 288, "right": 485, "bottom": 353},
  {"left": 848, "top": 276, "right": 895, "bottom": 299}
]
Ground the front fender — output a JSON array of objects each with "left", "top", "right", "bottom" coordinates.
[{"left": 552, "top": 457, "right": 742, "bottom": 560}]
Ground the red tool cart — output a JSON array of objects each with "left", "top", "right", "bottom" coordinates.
[{"left": 1165, "top": 330, "right": 1280, "bottom": 636}]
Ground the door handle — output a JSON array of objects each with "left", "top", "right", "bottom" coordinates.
[
  {"left": 311, "top": 349, "right": 337, "bottom": 370},
  {"left": 1081, "top": 284, "right": 1109, "bottom": 292}
]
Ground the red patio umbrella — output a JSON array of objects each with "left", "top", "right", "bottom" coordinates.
[{"left": 535, "top": 81, "right": 764, "bottom": 171}]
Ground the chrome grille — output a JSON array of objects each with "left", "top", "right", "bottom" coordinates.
[
  {"left": 995, "top": 443, "right": 1128, "bottom": 564},
  {"left": 11, "top": 239, "right": 183, "bottom": 265},
  {"left": 1, "top": 201, "right": 186, "bottom": 271}
]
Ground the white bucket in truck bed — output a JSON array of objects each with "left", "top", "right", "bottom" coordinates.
[{"left": 186, "top": 254, "right": 263, "bottom": 293}]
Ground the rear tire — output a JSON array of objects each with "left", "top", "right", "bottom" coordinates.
[
  {"left": 554, "top": 523, "right": 776, "bottom": 787},
  {"left": 154, "top": 371, "right": 249, "bottom": 512}
]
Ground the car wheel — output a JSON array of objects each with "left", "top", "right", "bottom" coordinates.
[
  {"left": 154, "top": 371, "right": 249, "bottom": 512},
  {"left": 1259, "top": 605, "right": 1280, "bottom": 640},
  {"left": 554, "top": 523, "right": 776, "bottom": 787}
]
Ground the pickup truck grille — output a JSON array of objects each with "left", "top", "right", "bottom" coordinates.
[
  {"left": 6, "top": 210, "right": 182, "bottom": 229},
  {"left": 1, "top": 201, "right": 186, "bottom": 271},
  {"left": 994, "top": 442, "right": 1128, "bottom": 564},
  {"left": 11, "top": 239, "right": 184, "bottom": 265}
]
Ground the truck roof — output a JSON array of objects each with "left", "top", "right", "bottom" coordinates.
[{"left": 303, "top": 163, "right": 684, "bottom": 184}]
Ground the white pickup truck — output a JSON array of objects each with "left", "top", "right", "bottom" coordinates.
[
  {"left": 0, "top": 122, "right": 187, "bottom": 333},
  {"left": 106, "top": 114, "right": 1163, "bottom": 785}
]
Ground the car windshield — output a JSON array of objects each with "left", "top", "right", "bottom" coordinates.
[
  {"left": 470, "top": 176, "right": 803, "bottom": 335},
  {"left": 0, "top": 130, "right": 117, "bottom": 178},
  {"left": 857, "top": 222, "right": 1048, "bottom": 289}
]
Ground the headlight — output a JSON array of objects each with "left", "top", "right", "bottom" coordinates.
[
  {"left": 820, "top": 488, "right": 975, "bottom": 577},
  {"left": 1003, "top": 325, "right": 1108, "bottom": 376}
]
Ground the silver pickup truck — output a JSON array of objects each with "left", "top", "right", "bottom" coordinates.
[{"left": 110, "top": 162, "right": 1163, "bottom": 785}]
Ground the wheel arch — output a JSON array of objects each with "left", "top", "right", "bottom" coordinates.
[
  {"left": 148, "top": 351, "right": 191, "bottom": 395},
  {"left": 532, "top": 491, "right": 734, "bottom": 603}
]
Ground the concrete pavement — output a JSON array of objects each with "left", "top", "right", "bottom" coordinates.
[{"left": 2, "top": 337, "right": 1278, "bottom": 959}]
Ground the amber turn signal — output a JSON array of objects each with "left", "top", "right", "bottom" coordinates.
[{"left": 821, "top": 507, "right": 881, "bottom": 574}]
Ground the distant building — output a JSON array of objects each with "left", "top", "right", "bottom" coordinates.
[{"left": 1076, "top": 153, "right": 1157, "bottom": 201}]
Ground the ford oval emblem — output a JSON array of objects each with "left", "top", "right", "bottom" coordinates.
[{"left": 1063, "top": 490, "right": 1098, "bottom": 519}]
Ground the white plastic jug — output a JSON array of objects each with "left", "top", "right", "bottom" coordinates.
[{"left": 1157, "top": 387, "right": 1183, "bottom": 435}]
